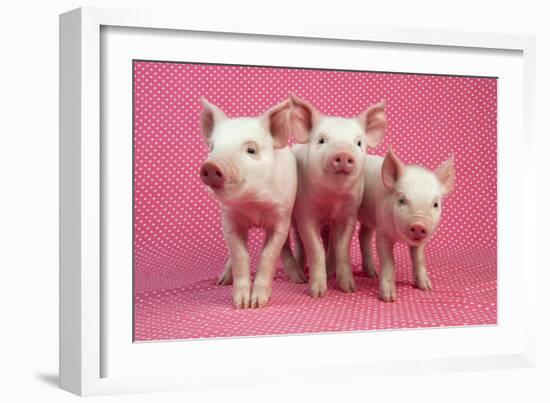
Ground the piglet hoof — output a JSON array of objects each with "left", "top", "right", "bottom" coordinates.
[
  {"left": 362, "top": 264, "right": 378, "bottom": 279},
  {"left": 414, "top": 275, "right": 432, "bottom": 291},
  {"left": 251, "top": 285, "right": 272, "bottom": 308},
  {"left": 217, "top": 271, "right": 233, "bottom": 286},
  {"left": 217, "top": 261, "right": 233, "bottom": 286},
  {"left": 337, "top": 274, "right": 357, "bottom": 293},
  {"left": 232, "top": 284, "right": 251, "bottom": 309},
  {"left": 379, "top": 283, "right": 397, "bottom": 302},
  {"left": 286, "top": 264, "right": 307, "bottom": 284},
  {"left": 310, "top": 278, "right": 327, "bottom": 298}
]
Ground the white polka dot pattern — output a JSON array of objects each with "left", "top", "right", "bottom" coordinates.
[{"left": 133, "top": 61, "right": 497, "bottom": 341}]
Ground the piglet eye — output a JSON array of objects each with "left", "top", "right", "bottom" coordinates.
[
  {"left": 433, "top": 202, "right": 439, "bottom": 208},
  {"left": 357, "top": 140, "right": 362, "bottom": 147},
  {"left": 247, "top": 147, "right": 257, "bottom": 155},
  {"left": 318, "top": 137, "right": 325, "bottom": 145},
  {"left": 398, "top": 197, "right": 406, "bottom": 205}
]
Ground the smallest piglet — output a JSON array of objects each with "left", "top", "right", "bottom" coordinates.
[{"left": 358, "top": 148, "right": 455, "bottom": 302}]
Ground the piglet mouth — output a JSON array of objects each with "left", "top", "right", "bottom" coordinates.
[
  {"left": 208, "top": 181, "right": 230, "bottom": 193},
  {"left": 209, "top": 183, "right": 225, "bottom": 190},
  {"left": 209, "top": 187, "right": 224, "bottom": 195},
  {"left": 408, "top": 235, "right": 426, "bottom": 243},
  {"left": 327, "top": 165, "right": 356, "bottom": 176},
  {"left": 333, "top": 168, "right": 354, "bottom": 175}
]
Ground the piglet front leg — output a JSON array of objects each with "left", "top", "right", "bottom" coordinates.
[
  {"left": 223, "top": 220, "right": 251, "bottom": 308},
  {"left": 251, "top": 224, "right": 290, "bottom": 308},
  {"left": 297, "top": 218, "right": 327, "bottom": 298},
  {"left": 376, "top": 233, "right": 397, "bottom": 302},
  {"left": 410, "top": 245, "right": 432, "bottom": 291},
  {"left": 332, "top": 218, "right": 357, "bottom": 293}
]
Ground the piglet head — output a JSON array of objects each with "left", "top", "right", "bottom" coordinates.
[
  {"left": 381, "top": 148, "right": 455, "bottom": 245},
  {"left": 290, "top": 93, "right": 386, "bottom": 190},
  {"left": 199, "top": 98, "right": 291, "bottom": 203}
]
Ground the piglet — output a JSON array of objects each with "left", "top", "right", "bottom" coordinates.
[
  {"left": 358, "top": 148, "right": 455, "bottom": 302},
  {"left": 283, "top": 94, "right": 387, "bottom": 297},
  {"left": 199, "top": 98, "right": 302, "bottom": 309}
]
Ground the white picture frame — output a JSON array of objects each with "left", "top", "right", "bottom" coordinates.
[{"left": 59, "top": 6, "right": 537, "bottom": 396}]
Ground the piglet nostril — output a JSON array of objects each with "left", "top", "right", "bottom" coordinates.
[
  {"left": 347, "top": 158, "right": 354, "bottom": 165},
  {"left": 215, "top": 170, "right": 222, "bottom": 178},
  {"left": 336, "top": 157, "right": 341, "bottom": 163},
  {"left": 202, "top": 169, "right": 208, "bottom": 177}
]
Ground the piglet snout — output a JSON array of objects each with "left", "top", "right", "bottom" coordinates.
[
  {"left": 331, "top": 151, "right": 355, "bottom": 174},
  {"left": 408, "top": 223, "right": 428, "bottom": 241},
  {"left": 200, "top": 161, "right": 226, "bottom": 188}
]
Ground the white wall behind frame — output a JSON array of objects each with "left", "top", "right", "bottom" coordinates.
[{"left": 0, "top": 0, "right": 548, "bottom": 402}]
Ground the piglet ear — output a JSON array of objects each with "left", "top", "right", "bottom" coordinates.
[
  {"left": 200, "top": 98, "right": 227, "bottom": 146},
  {"left": 289, "top": 93, "right": 320, "bottom": 144},
  {"left": 435, "top": 155, "right": 455, "bottom": 195},
  {"left": 261, "top": 99, "right": 292, "bottom": 149},
  {"left": 381, "top": 147, "right": 404, "bottom": 190},
  {"left": 357, "top": 100, "right": 387, "bottom": 148}
]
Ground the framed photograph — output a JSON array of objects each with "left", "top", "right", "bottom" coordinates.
[{"left": 60, "top": 6, "right": 537, "bottom": 396}]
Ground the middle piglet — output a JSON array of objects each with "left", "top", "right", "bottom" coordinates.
[{"left": 286, "top": 94, "right": 387, "bottom": 297}]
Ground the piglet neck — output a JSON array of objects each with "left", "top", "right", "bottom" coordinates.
[{"left": 219, "top": 185, "right": 276, "bottom": 209}]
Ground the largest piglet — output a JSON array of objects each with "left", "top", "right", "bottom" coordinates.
[
  {"left": 199, "top": 98, "right": 299, "bottom": 309},
  {"left": 286, "top": 94, "right": 387, "bottom": 297}
]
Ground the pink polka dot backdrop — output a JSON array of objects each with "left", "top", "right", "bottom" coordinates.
[{"left": 133, "top": 61, "right": 497, "bottom": 342}]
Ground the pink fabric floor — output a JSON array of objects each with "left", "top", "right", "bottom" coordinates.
[{"left": 133, "top": 61, "right": 497, "bottom": 342}]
